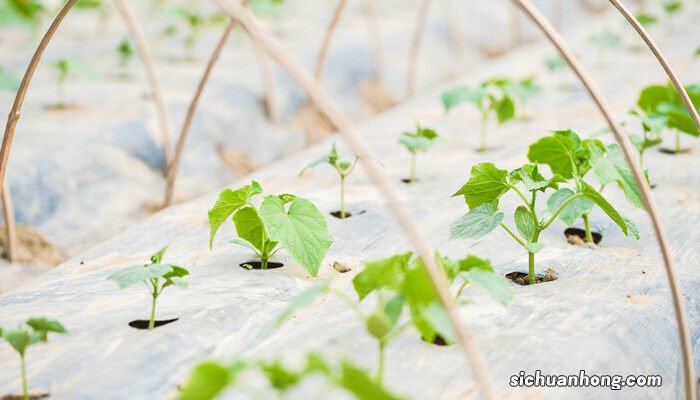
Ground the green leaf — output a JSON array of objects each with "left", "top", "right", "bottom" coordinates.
[
  {"left": 514, "top": 206, "right": 536, "bottom": 241},
  {"left": 588, "top": 143, "right": 644, "bottom": 209},
  {"left": 401, "top": 263, "right": 455, "bottom": 345},
  {"left": 456, "top": 255, "right": 493, "bottom": 273},
  {"left": 635, "top": 13, "right": 657, "bottom": 26},
  {"left": 354, "top": 253, "right": 411, "bottom": 300},
  {"left": 441, "top": 85, "right": 487, "bottom": 112},
  {"left": 108, "top": 263, "right": 173, "bottom": 289},
  {"left": 452, "top": 163, "right": 510, "bottom": 209},
  {"left": 523, "top": 242, "right": 545, "bottom": 253},
  {"left": 2, "top": 328, "right": 30, "bottom": 355},
  {"left": 150, "top": 245, "right": 169, "bottom": 264},
  {"left": 260, "top": 361, "right": 302, "bottom": 391},
  {"left": 450, "top": 204, "right": 504, "bottom": 240},
  {"left": 337, "top": 361, "right": 404, "bottom": 400},
  {"left": 275, "top": 281, "right": 331, "bottom": 325},
  {"left": 26, "top": 318, "right": 66, "bottom": 334},
  {"left": 464, "top": 268, "right": 513, "bottom": 306},
  {"left": 527, "top": 133, "right": 578, "bottom": 178},
  {"left": 383, "top": 295, "right": 405, "bottom": 327},
  {"left": 162, "top": 265, "right": 190, "bottom": 289},
  {"left": 233, "top": 206, "right": 269, "bottom": 252},
  {"left": 509, "top": 164, "right": 565, "bottom": 193},
  {"left": 580, "top": 181, "right": 631, "bottom": 237},
  {"left": 494, "top": 94, "right": 515, "bottom": 124},
  {"left": 259, "top": 196, "right": 333, "bottom": 277},
  {"left": 398, "top": 125, "right": 439, "bottom": 153},
  {"left": 177, "top": 361, "right": 234, "bottom": 400},
  {"left": 546, "top": 188, "right": 594, "bottom": 226},
  {"left": 208, "top": 183, "right": 261, "bottom": 249},
  {"left": 624, "top": 216, "right": 640, "bottom": 240},
  {"left": 637, "top": 85, "right": 672, "bottom": 113}
]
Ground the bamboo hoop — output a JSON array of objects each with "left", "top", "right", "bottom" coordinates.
[
  {"left": 511, "top": 1, "right": 696, "bottom": 399},
  {"left": 0, "top": 0, "right": 78, "bottom": 262},
  {"left": 314, "top": 0, "right": 349, "bottom": 80},
  {"left": 406, "top": 0, "right": 433, "bottom": 98},
  {"left": 213, "top": 0, "right": 495, "bottom": 398},
  {"left": 607, "top": 0, "right": 700, "bottom": 132},
  {"left": 113, "top": 0, "right": 173, "bottom": 169},
  {"left": 1, "top": 183, "right": 17, "bottom": 261}
]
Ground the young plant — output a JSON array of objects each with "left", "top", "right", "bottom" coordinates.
[
  {"left": 300, "top": 144, "right": 358, "bottom": 219},
  {"left": 208, "top": 181, "right": 333, "bottom": 276},
  {"left": 1, "top": 318, "right": 66, "bottom": 400},
  {"left": 450, "top": 156, "right": 638, "bottom": 285},
  {"left": 116, "top": 38, "right": 134, "bottom": 72},
  {"left": 108, "top": 246, "right": 189, "bottom": 330},
  {"left": 635, "top": 83, "right": 700, "bottom": 154},
  {"left": 46, "top": 58, "right": 98, "bottom": 108},
  {"left": 628, "top": 107, "right": 664, "bottom": 175},
  {"left": 398, "top": 125, "right": 438, "bottom": 184},
  {"left": 662, "top": 0, "right": 682, "bottom": 29},
  {"left": 0, "top": 66, "right": 21, "bottom": 92},
  {"left": 441, "top": 78, "right": 517, "bottom": 152},
  {"left": 528, "top": 130, "right": 642, "bottom": 244}
]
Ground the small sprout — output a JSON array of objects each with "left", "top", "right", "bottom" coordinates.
[
  {"left": 398, "top": 125, "right": 438, "bottom": 183},
  {"left": 0, "top": 65, "right": 21, "bottom": 92},
  {"left": 544, "top": 55, "right": 567, "bottom": 72},
  {"left": 439, "top": 254, "right": 513, "bottom": 305},
  {"left": 208, "top": 181, "right": 333, "bottom": 276},
  {"left": 634, "top": 83, "right": 700, "bottom": 155},
  {"left": 300, "top": 143, "right": 358, "bottom": 219},
  {"left": 46, "top": 58, "right": 99, "bottom": 108},
  {"left": 108, "top": 246, "right": 189, "bottom": 330},
  {"left": 1, "top": 317, "right": 66, "bottom": 400},
  {"left": 441, "top": 77, "right": 520, "bottom": 152},
  {"left": 663, "top": 0, "right": 682, "bottom": 17},
  {"left": 635, "top": 12, "right": 658, "bottom": 27},
  {"left": 116, "top": 38, "right": 134, "bottom": 71}
]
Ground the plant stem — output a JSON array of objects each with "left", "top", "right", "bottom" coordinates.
[
  {"left": 340, "top": 175, "right": 346, "bottom": 218},
  {"left": 376, "top": 340, "right": 386, "bottom": 385},
  {"left": 20, "top": 354, "right": 28, "bottom": 400},
  {"left": 455, "top": 279, "right": 469, "bottom": 298},
  {"left": 149, "top": 292, "right": 157, "bottom": 329},
  {"left": 479, "top": 109, "right": 488, "bottom": 152},
  {"left": 260, "top": 255, "right": 268, "bottom": 270},
  {"left": 541, "top": 193, "right": 585, "bottom": 230},
  {"left": 582, "top": 212, "right": 594, "bottom": 243},
  {"left": 409, "top": 152, "right": 416, "bottom": 183},
  {"left": 675, "top": 131, "right": 681, "bottom": 154},
  {"left": 528, "top": 251, "right": 536, "bottom": 285}
]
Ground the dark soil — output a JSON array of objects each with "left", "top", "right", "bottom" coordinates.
[
  {"left": 129, "top": 318, "right": 179, "bottom": 330},
  {"left": 506, "top": 268, "right": 559, "bottom": 286},
  {"left": 565, "top": 227, "right": 602, "bottom": 245},
  {"left": 239, "top": 261, "right": 284, "bottom": 270},
  {"left": 422, "top": 334, "right": 450, "bottom": 346},
  {"left": 2, "top": 394, "right": 49, "bottom": 400},
  {"left": 330, "top": 210, "right": 365, "bottom": 219},
  {"left": 401, "top": 178, "right": 418, "bottom": 184},
  {"left": 659, "top": 147, "right": 692, "bottom": 155}
]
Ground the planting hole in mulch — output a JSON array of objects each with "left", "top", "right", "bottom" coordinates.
[
  {"left": 565, "top": 228, "right": 602, "bottom": 245},
  {"left": 129, "top": 318, "right": 179, "bottom": 330},
  {"left": 401, "top": 178, "right": 418, "bottom": 184},
  {"left": 659, "top": 147, "right": 692, "bottom": 155},
  {"left": 2, "top": 394, "right": 49, "bottom": 400},
  {"left": 506, "top": 268, "right": 559, "bottom": 286},
  {"left": 421, "top": 334, "right": 450, "bottom": 346},
  {"left": 330, "top": 210, "right": 366, "bottom": 219},
  {"left": 239, "top": 261, "right": 284, "bottom": 270}
]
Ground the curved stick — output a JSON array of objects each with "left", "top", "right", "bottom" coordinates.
[
  {"left": 607, "top": 0, "right": 700, "bottom": 131},
  {"left": 2, "top": 183, "right": 17, "bottom": 261},
  {"left": 406, "top": 0, "right": 433, "bottom": 98},
  {"left": 314, "top": 0, "right": 348, "bottom": 80},
  {"left": 163, "top": 19, "right": 238, "bottom": 207},
  {"left": 0, "top": 0, "right": 78, "bottom": 263},
  {"left": 113, "top": 0, "right": 173, "bottom": 170},
  {"left": 511, "top": 1, "right": 696, "bottom": 399},
  {"left": 213, "top": 1, "right": 494, "bottom": 398}
]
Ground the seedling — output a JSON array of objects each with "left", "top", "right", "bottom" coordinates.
[
  {"left": 177, "top": 354, "right": 401, "bottom": 400},
  {"left": 208, "top": 181, "right": 333, "bottom": 276},
  {"left": 398, "top": 125, "right": 438, "bottom": 184},
  {"left": 1, "top": 317, "right": 66, "bottom": 400},
  {"left": 441, "top": 77, "right": 518, "bottom": 152},
  {"left": 46, "top": 58, "right": 98, "bottom": 108},
  {"left": 108, "top": 246, "right": 189, "bottom": 330},
  {"left": 662, "top": 0, "right": 682, "bottom": 29},
  {"left": 0, "top": 66, "right": 21, "bottom": 92},
  {"left": 634, "top": 83, "right": 700, "bottom": 154},
  {"left": 116, "top": 38, "right": 134, "bottom": 72},
  {"left": 300, "top": 143, "right": 358, "bottom": 218},
  {"left": 628, "top": 108, "right": 664, "bottom": 174},
  {"left": 451, "top": 153, "right": 638, "bottom": 284}
]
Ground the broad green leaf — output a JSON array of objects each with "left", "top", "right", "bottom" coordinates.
[
  {"left": 441, "top": 85, "right": 487, "bottom": 112},
  {"left": 523, "top": 242, "right": 545, "bottom": 254},
  {"left": 177, "top": 361, "right": 235, "bottom": 400},
  {"left": 354, "top": 253, "right": 411, "bottom": 300},
  {"left": 588, "top": 143, "right": 644, "bottom": 209},
  {"left": 259, "top": 196, "right": 333, "bottom": 277},
  {"left": 464, "top": 268, "right": 513, "bottom": 306},
  {"left": 580, "top": 181, "right": 631, "bottom": 237},
  {"left": 398, "top": 126, "right": 438, "bottom": 153},
  {"left": 383, "top": 295, "right": 405, "bottom": 327},
  {"left": 452, "top": 163, "right": 510, "bottom": 209},
  {"left": 108, "top": 263, "right": 173, "bottom": 289},
  {"left": 337, "top": 361, "right": 404, "bottom": 400},
  {"left": 1, "top": 328, "right": 30, "bottom": 355},
  {"left": 494, "top": 94, "right": 515, "bottom": 124},
  {"left": 457, "top": 255, "right": 493, "bottom": 273},
  {"left": 419, "top": 302, "right": 456, "bottom": 345},
  {"left": 275, "top": 281, "right": 331, "bottom": 325},
  {"left": 450, "top": 204, "right": 504, "bottom": 240},
  {"left": 233, "top": 206, "right": 268, "bottom": 252},
  {"left": 304, "top": 353, "right": 331, "bottom": 375},
  {"left": 401, "top": 263, "right": 454, "bottom": 345},
  {"left": 514, "top": 206, "right": 536, "bottom": 241},
  {"left": 260, "top": 361, "right": 302, "bottom": 391},
  {"left": 527, "top": 134, "right": 577, "bottom": 178},
  {"left": 665, "top": 107, "right": 700, "bottom": 137},
  {"left": 208, "top": 184, "right": 260, "bottom": 248},
  {"left": 546, "top": 188, "right": 594, "bottom": 226},
  {"left": 26, "top": 318, "right": 66, "bottom": 334},
  {"left": 637, "top": 85, "right": 672, "bottom": 113}
]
